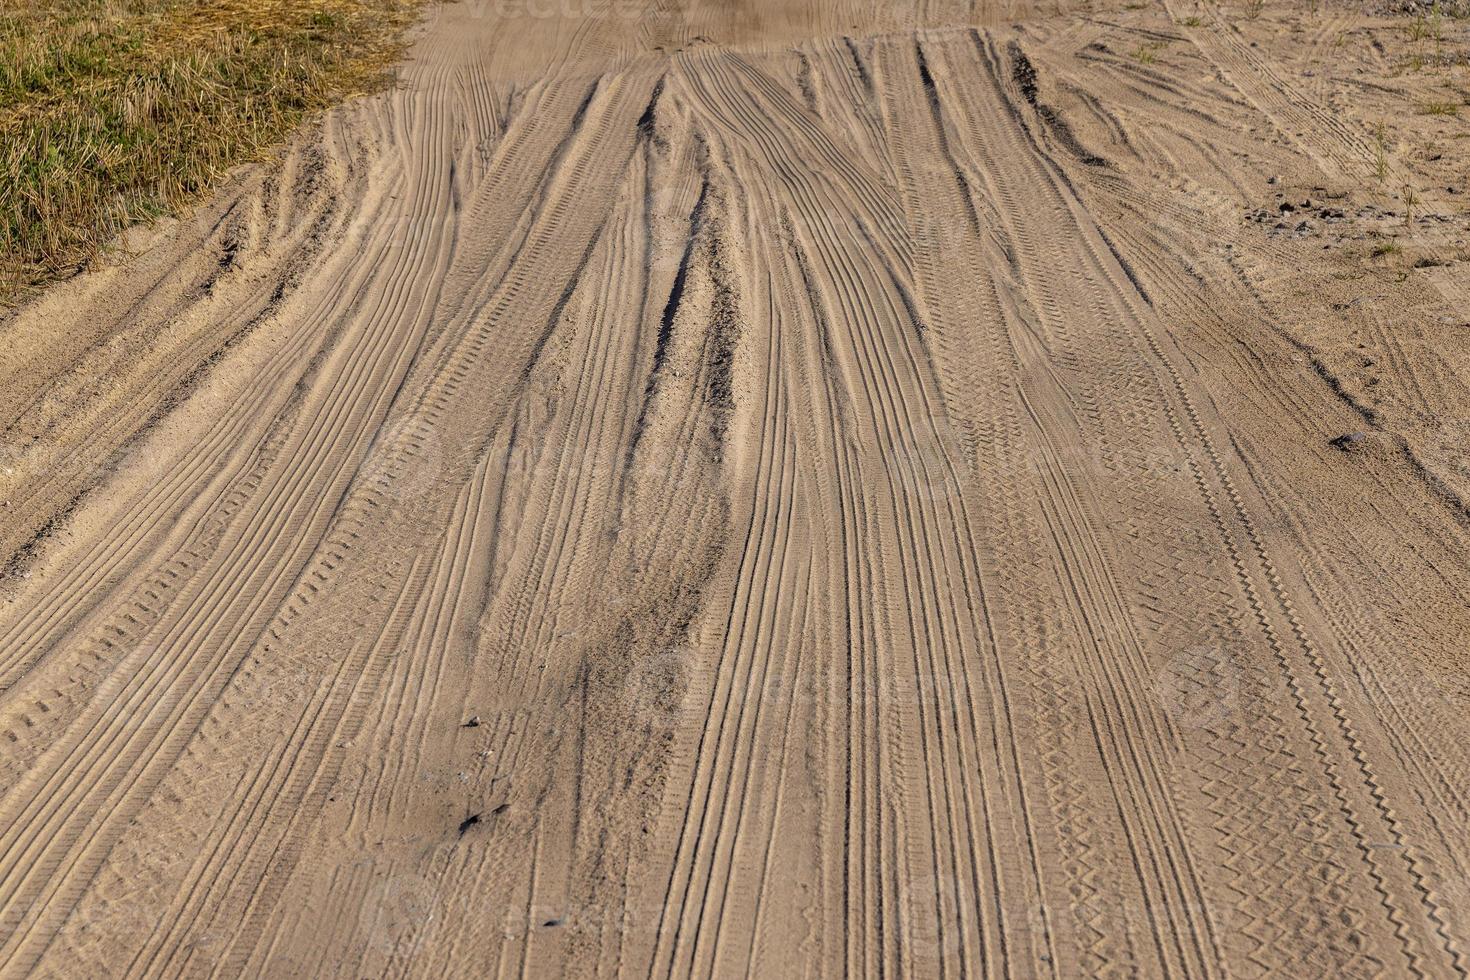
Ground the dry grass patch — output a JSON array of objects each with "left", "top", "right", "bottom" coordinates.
[
  {"left": 0, "top": 0, "right": 427, "bottom": 297},
  {"left": 1418, "top": 100, "right": 1460, "bottom": 115}
]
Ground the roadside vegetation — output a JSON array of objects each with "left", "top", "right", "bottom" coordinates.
[{"left": 0, "top": 0, "right": 427, "bottom": 298}]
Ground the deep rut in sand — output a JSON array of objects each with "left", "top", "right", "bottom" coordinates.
[{"left": 2, "top": 0, "right": 1470, "bottom": 977}]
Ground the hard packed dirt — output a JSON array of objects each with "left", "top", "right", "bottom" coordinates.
[{"left": 2, "top": 0, "right": 1470, "bottom": 976}]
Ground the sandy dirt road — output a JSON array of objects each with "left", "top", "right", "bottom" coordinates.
[{"left": 3, "top": 0, "right": 1470, "bottom": 976}]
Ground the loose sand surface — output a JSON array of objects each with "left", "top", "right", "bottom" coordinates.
[{"left": 2, "top": 0, "right": 1470, "bottom": 976}]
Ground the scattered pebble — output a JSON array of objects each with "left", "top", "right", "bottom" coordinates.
[{"left": 1329, "top": 432, "right": 1367, "bottom": 451}]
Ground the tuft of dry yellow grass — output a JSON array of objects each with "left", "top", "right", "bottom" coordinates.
[{"left": 0, "top": 0, "right": 427, "bottom": 299}]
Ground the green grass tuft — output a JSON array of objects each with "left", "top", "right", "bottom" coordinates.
[{"left": 1131, "top": 40, "right": 1168, "bottom": 63}]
